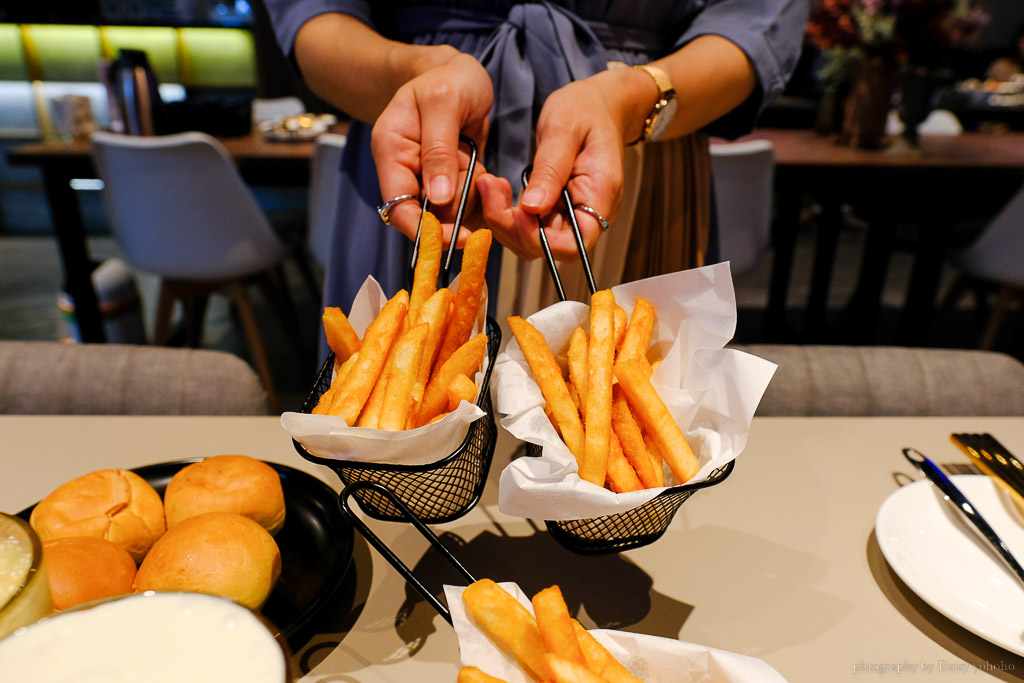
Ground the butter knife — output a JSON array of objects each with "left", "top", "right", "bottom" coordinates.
[{"left": 903, "top": 447, "right": 1024, "bottom": 590}]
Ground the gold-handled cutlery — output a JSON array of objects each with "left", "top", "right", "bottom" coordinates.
[{"left": 950, "top": 433, "right": 1024, "bottom": 516}]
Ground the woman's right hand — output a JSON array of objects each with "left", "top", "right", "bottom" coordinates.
[{"left": 371, "top": 51, "right": 494, "bottom": 247}]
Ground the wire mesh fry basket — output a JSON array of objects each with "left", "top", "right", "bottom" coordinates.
[
  {"left": 508, "top": 167, "right": 735, "bottom": 554},
  {"left": 293, "top": 136, "right": 500, "bottom": 524}
]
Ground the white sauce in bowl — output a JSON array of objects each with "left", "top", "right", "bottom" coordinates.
[{"left": 0, "top": 591, "right": 288, "bottom": 682}]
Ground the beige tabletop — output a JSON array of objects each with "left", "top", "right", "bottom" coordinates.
[{"left": 2, "top": 415, "right": 1024, "bottom": 682}]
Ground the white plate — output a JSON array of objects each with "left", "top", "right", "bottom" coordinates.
[{"left": 876, "top": 475, "right": 1024, "bottom": 655}]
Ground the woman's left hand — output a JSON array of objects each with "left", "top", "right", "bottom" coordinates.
[{"left": 477, "top": 67, "right": 651, "bottom": 260}]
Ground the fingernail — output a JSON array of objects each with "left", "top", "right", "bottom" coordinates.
[
  {"left": 521, "top": 187, "right": 546, "bottom": 208},
  {"left": 429, "top": 176, "right": 453, "bottom": 203}
]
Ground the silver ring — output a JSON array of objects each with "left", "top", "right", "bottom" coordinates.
[
  {"left": 573, "top": 204, "right": 610, "bottom": 232},
  {"left": 377, "top": 194, "right": 419, "bottom": 225}
]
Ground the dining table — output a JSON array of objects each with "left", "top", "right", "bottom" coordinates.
[
  {"left": 4, "top": 126, "right": 348, "bottom": 345},
  {"left": 740, "top": 128, "right": 1024, "bottom": 346},
  {"left": 3, "top": 413, "right": 1024, "bottom": 681}
]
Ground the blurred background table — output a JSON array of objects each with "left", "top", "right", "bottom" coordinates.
[
  {"left": 746, "top": 128, "right": 1024, "bottom": 346},
  {"left": 2, "top": 414, "right": 1023, "bottom": 681},
  {"left": 5, "top": 127, "right": 346, "bottom": 344}
]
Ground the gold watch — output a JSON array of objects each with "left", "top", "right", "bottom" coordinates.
[{"left": 632, "top": 64, "right": 676, "bottom": 144}]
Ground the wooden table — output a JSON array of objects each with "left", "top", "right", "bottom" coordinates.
[
  {"left": 4, "top": 128, "right": 345, "bottom": 343},
  {"left": 3, "top": 415, "right": 1024, "bottom": 681},
  {"left": 742, "top": 129, "right": 1024, "bottom": 345}
]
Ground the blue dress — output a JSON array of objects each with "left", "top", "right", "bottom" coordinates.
[{"left": 265, "top": 0, "right": 810, "bottom": 320}]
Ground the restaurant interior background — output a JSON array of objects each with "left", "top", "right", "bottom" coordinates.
[{"left": 1, "top": 0, "right": 1023, "bottom": 411}]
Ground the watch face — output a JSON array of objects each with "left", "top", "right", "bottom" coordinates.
[{"left": 649, "top": 98, "right": 677, "bottom": 142}]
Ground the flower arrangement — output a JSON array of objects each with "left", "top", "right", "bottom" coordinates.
[{"left": 806, "top": 0, "right": 990, "bottom": 87}]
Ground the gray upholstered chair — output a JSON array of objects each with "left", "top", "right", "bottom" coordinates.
[
  {"left": 0, "top": 342, "right": 269, "bottom": 415},
  {"left": 733, "top": 345, "right": 1024, "bottom": 416}
]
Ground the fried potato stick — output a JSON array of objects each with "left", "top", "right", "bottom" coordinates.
[
  {"left": 408, "top": 211, "right": 443, "bottom": 326},
  {"left": 605, "top": 432, "right": 643, "bottom": 493},
  {"left": 581, "top": 289, "right": 616, "bottom": 486},
  {"left": 435, "top": 228, "right": 491, "bottom": 373},
  {"left": 330, "top": 289, "right": 408, "bottom": 425},
  {"left": 508, "top": 316, "right": 585, "bottom": 466},
  {"left": 458, "top": 666, "right": 508, "bottom": 683},
  {"left": 416, "top": 333, "right": 488, "bottom": 426},
  {"left": 322, "top": 306, "right": 362, "bottom": 364},
  {"left": 611, "top": 385, "right": 662, "bottom": 488},
  {"left": 378, "top": 323, "right": 429, "bottom": 430},
  {"left": 616, "top": 297, "right": 655, "bottom": 376},
  {"left": 567, "top": 327, "right": 588, "bottom": 416},
  {"left": 543, "top": 654, "right": 607, "bottom": 683},
  {"left": 532, "top": 586, "right": 586, "bottom": 668},
  {"left": 463, "top": 579, "right": 550, "bottom": 682},
  {"left": 448, "top": 372, "right": 479, "bottom": 412},
  {"left": 571, "top": 620, "right": 641, "bottom": 682},
  {"left": 411, "top": 287, "right": 452, "bottom": 405},
  {"left": 614, "top": 357, "right": 698, "bottom": 483},
  {"left": 613, "top": 304, "right": 627, "bottom": 351},
  {"left": 312, "top": 351, "right": 360, "bottom": 415}
]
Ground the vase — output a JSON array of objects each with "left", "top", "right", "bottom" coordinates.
[
  {"left": 895, "top": 66, "right": 954, "bottom": 149},
  {"left": 839, "top": 57, "right": 896, "bottom": 149}
]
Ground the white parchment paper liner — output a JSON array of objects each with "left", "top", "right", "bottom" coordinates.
[
  {"left": 444, "top": 582, "right": 787, "bottom": 683},
  {"left": 492, "top": 263, "right": 777, "bottom": 520},
  {"left": 281, "top": 275, "right": 488, "bottom": 466}
]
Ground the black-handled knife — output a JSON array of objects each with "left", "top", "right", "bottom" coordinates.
[{"left": 903, "top": 447, "right": 1024, "bottom": 590}]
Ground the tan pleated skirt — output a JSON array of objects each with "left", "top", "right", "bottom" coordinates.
[{"left": 496, "top": 132, "right": 711, "bottom": 320}]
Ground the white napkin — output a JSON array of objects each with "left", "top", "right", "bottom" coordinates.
[
  {"left": 280, "top": 275, "right": 488, "bottom": 466},
  {"left": 492, "top": 263, "right": 777, "bottom": 520},
  {"left": 444, "top": 582, "right": 788, "bottom": 683}
]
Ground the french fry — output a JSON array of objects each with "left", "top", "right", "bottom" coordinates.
[
  {"left": 611, "top": 386, "right": 662, "bottom": 488},
  {"left": 605, "top": 432, "right": 643, "bottom": 493},
  {"left": 426, "top": 411, "right": 450, "bottom": 425},
  {"left": 330, "top": 289, "right": 408, "bottom": 425},
  {"left": 435, "top": 228, "right": 491, "bottom": 373},
  {"left": 312, "top": 351, "right": 360, "bottom": 416},
  {"left": 571, "top": 620, "right": 641, "bottom": 682},
  {"left": 508, "top": 316, "right": 585, "bottom": 466},
  {"left": 408, "top": 211, "right": 443, "bottom": 326},
  {"left": 458, "top": 666, "right": 507, "bottom": 683},
  {"left": 378, "top": 323, "right": 429, "bottom": 430},
  {"left": 581, "top": 290, "right": 616, "bottom": 486},
  {"left": 322, "top": 306, "right": 361, "bottom": 363},
  {"left": 416, "top": 333, "right": 488, "bottom": 426},
  {"left": 412, "top": 287, "right": 453, "bottom": 405},
  {"left": 532, "top": 586, "right": 586, "bottom": 668},
  {"left": 613, "top": 304, "right": 627, "bottom": 351},
  {"left": 462, "top": 579, "right": 550, "bottom": 682},
  {"left": 544, "top": 654, "right": 607, "bottom": 683},
  {"left": 357, "top": 348, "right": 395, "bottom": 428},
  {"left": 567, "top": 327, "right": 588, "bottom": 417},
  {"left": 642, "top": 429, "right": 666, "bottom": 474},
  {"left": 617, "top": 297, "right": 655, "bottom": 376},
  {"left": 448, "top": 373, "right": 479, "bottom": 412},
  {"left": 613, "top": 357, "right": 698, "bottom": 483}
]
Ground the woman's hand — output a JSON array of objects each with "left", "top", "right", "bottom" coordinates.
[
  {"left": 371, "top": 52, "right": 494, "bottom": 247},
  {"left": 477, "top": 67, "right": 652, "bottom": 260}
]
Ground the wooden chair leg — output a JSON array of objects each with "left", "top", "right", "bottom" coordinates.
[
  {"left": 255, "top": 268, "right": 310, "bottom": 366},
  {"left": 224, "top": 280, "right": 280, "bottom": 414},
  {"left": 980, "top": 286, "right": 1015, "bottom": 350}
]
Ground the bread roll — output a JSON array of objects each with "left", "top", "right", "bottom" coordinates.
[
  {"left": 30, "top": 469, "right": 165, "bottom": 563},
  {"left": 42, "top": 536, "right": 136, "bottom": 610},
  {"left": 164, "top": 455, "right": 286, "bottom": 535},
  {"left": 134, "top": 512, "right": 281, "bottom": 611}
]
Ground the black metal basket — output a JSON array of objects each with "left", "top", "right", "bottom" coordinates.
[
  {"left": 293, "top": 316, "right": 500, "bottom": 524},
  {"left": 526, "top": 442, "right": 735, "bottom": 554},
  {"left": 510, "top": 167, "right": 736, "bottom": 555}
]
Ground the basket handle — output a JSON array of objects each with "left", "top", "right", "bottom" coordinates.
[
  {"left": 520, "top": 165, "right": 598, "bottom": 302},
  {"left": 409, "top": 135, "right": 479, "bottom": 288},
  {"left": 338, "top": 480, "right": 478, "bottom": 624}
]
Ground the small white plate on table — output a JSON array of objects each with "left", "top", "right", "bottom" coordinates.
[{"left": 876, "top": 474, "right": 1024, "bottom": 656}]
